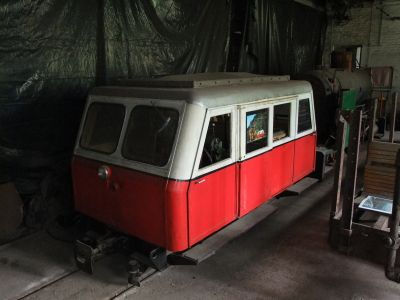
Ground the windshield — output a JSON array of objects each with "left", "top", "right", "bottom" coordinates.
[
  {"left": 122, "top": 105, "right": 179, "bottom": 166},
  {"left": 80, "top": 103, "right": 125, "bottom": 154}
]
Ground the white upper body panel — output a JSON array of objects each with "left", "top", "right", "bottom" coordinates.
[{"left": 74, "top": 73, "right": 314, "bottom": 181}]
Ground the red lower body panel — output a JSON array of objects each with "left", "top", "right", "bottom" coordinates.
[
  {"left": 72, "top": 133, "right": 316, "bottom": 252},
  {"left": 164, "top": 180, "right": 190, "bottom": 251},
  {"left": 268, "top": 142, "right": 295, "bottom": 197},
  {"left": 293, "top": 133, "right": 317, "bottom": 182},
  {"left": 239, "top": 153, "right": 272, "bottom": 216},
  {"left": 239, "top": 133, "right": 315, "bottom": 217},
  {"left": 72, "top": 157, "right": 189, "bottom": 252},
  {"left": 187, "top": 164, "right": 237, "bottom": 246}
]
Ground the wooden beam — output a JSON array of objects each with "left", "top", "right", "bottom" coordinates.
[
  {"left": 369, "top": 98, "right": 378, "bottom": 142},
  {"left": 389, "top": 92, "right": 398, "bottom": 143}
]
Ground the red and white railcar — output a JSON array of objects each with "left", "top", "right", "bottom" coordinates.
[{"left": 72, "top": 73, "right": 316, "bottom": 253}]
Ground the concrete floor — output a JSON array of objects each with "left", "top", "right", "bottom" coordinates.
[
  {"left": 6, "top": 174, "right": 400, "bottom": 299},
  {"left": 117, "top": 177, "right": 400, "bottom": 300}
]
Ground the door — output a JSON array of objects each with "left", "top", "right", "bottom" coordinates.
[
  {"left": 270, "top": 100, "right": 296, "bottom": 196},
  {"left": 188, "top": 107, "right": 238, "bottom": 246},
  {"left": 293, "top": 97, "right": 316, "bottom": 182},
  {"left": 238, "top": 102, "right": 273, "bottom": 216}
]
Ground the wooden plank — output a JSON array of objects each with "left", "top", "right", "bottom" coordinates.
[
  {"left": 364, "top": 182, "right": 394, "bottom": 190},
  {"left": 368, "top": 149, "right": 399, "bottom": 156},
  {"left": 365, "top": 166, "right": 396, "bottom": 176},
  {"left": 365, "top": 169, "right": 396, "bottom": 178},
  {"left": 364, "top": 184, "right": 395, "bottom": 192},
  {"left": 368, "top": 147, "right": 400, "bottom": 155},
  {"left": 364, "top": 184, "right": 395, "bottom": 194},
  {"left": 369, "top": 98, "right": 377, "bottom": 142},
  {"left": 373, "top": 215, "right": 389, "bottom": 230},
  {"left": 364, "top": 173, "right": 395, "bottom": 183},
  {"left": 364, "top": 173, "right": 393, "bottom": 181},
  {"left": 359, "top": 211, "right": 379, "bottom": 222},
  {"left": 368, "top": 155, "right": 397, "bottom": 164},
  {"left": 367, "top": 159, "right": 396, "bottom": 166},
  {"left": 364, "top": 174, "right": 395, "bottom": 182},
  {"left": 364, "top": 178, "right": 395, "bottom": 187},
  {"left": 364, "top": 186, "right": 393, "bottom": 194},
  {"left": 285, "top": 177, "right": 319, "bottom": 195},
  {"left": 364, "top": 175, "right": 395, "bottom": 183},
  {"left": 367, "top": 152, "right": 398, "bottom": 160},
  {"left": 368, "top": 144, "right": 400, "bottom": 152},
  {"left": 368, "top": 166, "right": 395, "bottom": 172},
  {"left": 364, "top": 172, "right": 395, "bottom": 181},
  {"left": 364, "top": 179, "right": 395, "bottom": 187},
  {"left": 352, "top": 222, "right": 390, "bottom": 236},
  {"left": 369, "top": 141, "right": 400, "bottom": 153},
  {"left": 367, "top": 157, "right": 396, "bottom": 165},
  {"left": 364, "top": 184, "right": 393, "bottom": 194},
  {"left": 364, "top": 181, "right": 395, "bottom": 191},
  {"left": 367, "top": 151, "right": 397, "bottom": 158},
  {"left": 364, "top": 153, "right": 396, "bottom": 197},
  {"left": 389, "top": 93, "right": 398, "bottom": 143}
]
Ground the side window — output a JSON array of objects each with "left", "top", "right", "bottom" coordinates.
[
  {"left": 246, "top": 108, "right": 269, "bottom": 154},
  {"left": 273, "top": 103, "right": 291, "bottom": 142},
  {"left": 297, "top": 98, "right": 312, "bottom": 133},
  {"left": 199, "top": 114, "right": 231, "bottom": 169}
]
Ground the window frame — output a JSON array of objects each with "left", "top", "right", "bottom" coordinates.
[
  {"left": 271, "top": 99, "right": 296, "bottom": 147},
  {"left": 121, "top": 105, "right": 180, "bottom": 167},
  {"left": 239, "top": 101, "right": 273, "bottom": 161},
  {"left": 295, "top": 92, "right": 316, "bottom": 139},
  {"left": 75, "top": 96, "right": 185, "bottom": 178},
  {"left": 192, "top": 106, "right": 237, "bottom": 178},
  {"left": 79, "top": 102, "right": 126, "bottom": 155}
]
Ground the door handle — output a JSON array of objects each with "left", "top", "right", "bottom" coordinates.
[
  {"left": 195, "top": 179, "right": 206, "bottom": 184},
  {"left": 110, "top": 182, "right": 120, "bottom": 191}
]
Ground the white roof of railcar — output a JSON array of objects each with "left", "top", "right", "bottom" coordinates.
[{"left": 91, "top": 72, "right": 312, "bottom": 108}]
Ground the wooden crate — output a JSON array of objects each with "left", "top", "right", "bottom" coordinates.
[{"left": 364, "top": 141, "right": 400, "bottom": 199}]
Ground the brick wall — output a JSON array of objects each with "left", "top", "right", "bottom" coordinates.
[{"left": 323, "top": 0, "right": 400, "bottom": 91}]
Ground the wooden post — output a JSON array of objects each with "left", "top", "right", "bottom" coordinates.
[
  {"left": 369, "top": 98, "right": 378, "bottom": 142},
  {"left": 329, "top": 110, "right": 347, "bottom": 246},
  {"left": 389, "top": 93, "right": 398, "bottom": 143},
  {"left": 332, "top": 110, "right": 347, "bottom": 218},
  {"left": 386, "top": 149, "right": 400, "bottom": 282},
  {"left": 339, "top": 108, "right": 362, "bottom": 253}
]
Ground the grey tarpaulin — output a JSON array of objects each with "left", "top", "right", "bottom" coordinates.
[
  {"left": 0, "top": 0, "right": 325, "bottom": 226},
  {"left": 238, "top": 0, "right": 326, "bottom": 75},
  {"left": 0, "top": 0, "right": 231, "bottom": 189}
]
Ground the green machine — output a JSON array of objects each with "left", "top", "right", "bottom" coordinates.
[
  {"left": 342, "top": 90, "right": 357, "bottom": 110},
  {"left": 342, "top": 89, "right": 357, "bottom": 146}
]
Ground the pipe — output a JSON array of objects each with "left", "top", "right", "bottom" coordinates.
[
  {"left": 386, "top": 149, "right": 400, "bottom": 282},
  {"left": 378, "top": 1, "right": 383, "bottom": 46}
]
